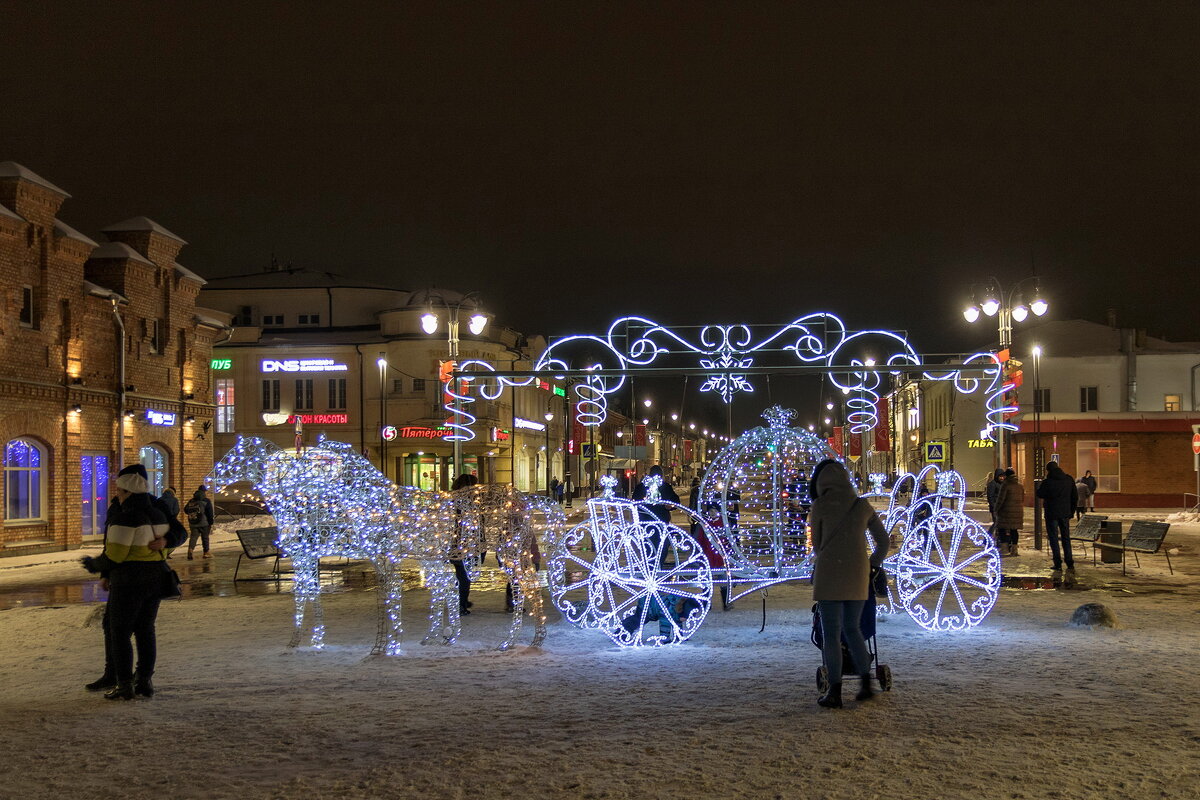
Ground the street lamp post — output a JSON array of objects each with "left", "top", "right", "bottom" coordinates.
[
  {"left": 421, "top": 291, "right": 489, "bottom": 487},
  {"left": 963, "top": 277, "right": 1049, "bottom": 469},
  {"left": 1032, "top": 345, "right": 1044, "bottom": 550},
  {"left": 544, "top": 410, "right": 554, "bottom": 497},
  {"left": 377, "top": 353, "right": 388, "bottom": 477}
]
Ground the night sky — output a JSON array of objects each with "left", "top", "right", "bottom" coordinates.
[{"left": 5, "top": 3, "right": 1197, "bottom": 370}]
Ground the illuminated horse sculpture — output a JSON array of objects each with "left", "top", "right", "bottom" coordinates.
[
  {"left": 449, "top": 483, "right": 567, "bottom": 649},
  {"left": 207, "top": 436, "right": 457, "bottom": 654}
]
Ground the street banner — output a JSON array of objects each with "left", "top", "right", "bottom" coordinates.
[
  {"left": 831, "top": 426, "right": 844, "bottom": 456},
  {"left": 572, "top": 408, "right": 586, "bottom": 455},
  {"left": 684, "top": 439, "right": 693, "bottom": 462},
  {"left": 634, "top": 424, "right": 647, "bottom": 446},
  {"left": 849, "top": 429, "right": 862, "bottom": 458},
  {"left": 874, "top": 398, "right": 891, "bottom": 451}
]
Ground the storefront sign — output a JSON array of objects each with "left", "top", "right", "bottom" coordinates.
[
  {"left": 514, "top": 417, "right": 546, "bottom": 431},
  {"left": 288, "top": 414, "right": 349, "bottom": 425},
  {"left": 210, "top": 358, "right": 232, "bottom": 370},
  {"left": 146, "top": 409, "right": 176, "bottom": 426},
  {"left": 261, "top": 358, "right": 348, "bottom": 373},
  {"left": 492, "top": 428, "right": 511, "bottom": 442},
  {"left": 967, "top": 439, "right": 994, "bottom": 448},
  {"left": 381, "top": 425, "right": 397, "bottom": 441},
  {"left": 397, "top": 426, "right": 452, "bottom": 439}
]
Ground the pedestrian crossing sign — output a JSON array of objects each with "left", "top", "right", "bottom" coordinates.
[{"left": 925, "top": 442, "right": 946, "bottom": 462}]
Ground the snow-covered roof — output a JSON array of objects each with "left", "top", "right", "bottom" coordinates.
[
  {"left": 203, "top": 267, "right": 404, "bottom": 292},
  {"left": 102, "top": 216, "right": 187, "bottom": 244},
  {"left": 88, "top": 241, "right": 156, "bottom": 266},
  {"left": 0, "top": 161, "right": 71, "bottom": 197},
  {"left": 53, "top": 219, "right": 98, "bottom": 247},
  {"left": 0, "top": 202, "right": 22, "bottom": 222},
  {"left": 195, "top": 311, "right": 232, "bottom": 330},
  {"left": 174, "top": 262, "right": 207, "bottom": 285},
  {"left": 220, "top": 327, "right": 387, "bottom": 347},
  {"left": 83, "top": 279, "right": 127, "bottom": 303}
]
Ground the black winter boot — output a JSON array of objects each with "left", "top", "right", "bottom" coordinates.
[
  {"left": 856, "top": 673, "right": 876, "bottom": 702},
  {"left": 134, "top": 672, "right": 154, "bottom": 698},
  {"left": 104, "top": 680, "right": 135, "bottom": 701},
  {"left": 817, "top": 682, "right": 843, "bottom": 708},
  {"left": 85, "top": 673, "right": 116, "bottom": 692}
]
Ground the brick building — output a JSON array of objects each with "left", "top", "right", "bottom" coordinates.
[{"left": 0, "top": 162, "right": 230, "bottom": 556}]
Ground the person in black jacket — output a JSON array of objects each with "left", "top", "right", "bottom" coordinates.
[
  {"left": 985, "top": 469, "right": 1004, "bottom": 546},
  {"left": 81, "top": 464, "right": 171, "bottom": 700},
  {"left": 1036, "top": 461, "right": 1079, "bottom": 574}
]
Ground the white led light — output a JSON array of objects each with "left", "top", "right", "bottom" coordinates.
[{"left": 420, "top": 312, "right": 439, "bottom": 335}]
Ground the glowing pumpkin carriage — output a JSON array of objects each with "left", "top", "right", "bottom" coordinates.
[{"left": 544, "top": 409, "right": 1002, "bottom": 647}]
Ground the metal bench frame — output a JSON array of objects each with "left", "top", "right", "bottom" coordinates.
[
  {"left": 1069, "top": 515, "right": 1108, "bottom": 559},
  {"left": 1091, "top": 520, "right": 1172, "bottom": 575}
]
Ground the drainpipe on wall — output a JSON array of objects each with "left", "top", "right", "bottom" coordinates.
[
  {"left": 354, "top": 345, "right": 366, "bottom": 460},
  {"left": 1121, "top": 328, "right": 1137, "bottom": 412},
  {"left": 111, "top": 297, "right": 126, "bottom": 470},
  {"left": 1191, "top": 362, "right": 1200, "bottom": 411}
]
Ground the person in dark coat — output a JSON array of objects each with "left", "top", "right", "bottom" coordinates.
[
  {"left": 184, "top": 486, "right": 215, "bottom": 559},
  {"left": 449, "top": 473, "right": 478, "bottom": 614},
  {"left": 1082, "top": 470, "right": 1098, "bottom": 511},
  {"left": 809, "top": 459, "right": 889, "bottom": 708},
  {"left": 159, "top": 486, "right": 181, "bottom": 520},
  {"left": 1074, "top": 478, "right": 1092, "bottom": 520},
  {"left": 985, "top": 469, "right": 1004, "bottom": 546},
  {"left": 1036, "top": 461, "right": 1079, "bottom": 573},
  {"left": 80, "top": 464, "right": 172, "bottom": 700},
  {"left": 994, "top": 469, "right": 1025, "bottom": 556},
  {"left": 623, "top": 465, "right": 684, "bottom": 638}
]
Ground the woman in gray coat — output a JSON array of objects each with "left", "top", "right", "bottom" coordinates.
[{"left": 809, "top": 459, "right": 889, "bottom": 708}]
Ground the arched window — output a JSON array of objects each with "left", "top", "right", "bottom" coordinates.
[
  {"left": 4, "top": 438, "right": 46, "bottom": 521},
  {"left": 139, "top": 444, "right": 168, "bottom": 497}
]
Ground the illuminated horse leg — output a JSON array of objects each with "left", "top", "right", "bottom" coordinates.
[
  {"left": 287, "top": 555, "right": 326, "bottom": 649},
  {"left": 420, "top": 559, "right": 460, "bottom": 645},
  {"left": 370, "top": 557, "right": 404, "bottom": 656},
  {"left": 519, "top": 549, "right": 547, "bottom": 648},
  {"left": 497, "top": 548, "right": 526, "bottom": 651}
]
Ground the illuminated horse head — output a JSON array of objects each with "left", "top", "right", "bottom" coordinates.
[{"left": 207, "top": 436, "right": 284, "bottom": 496}]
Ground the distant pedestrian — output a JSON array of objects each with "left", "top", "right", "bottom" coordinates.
[
  {"left": 809, "top": 459, "right": 889, "bottom": 709},
  {"left": 183, "top": 486, "right": 215, "bottom": 560},
  {"left": 159, "top": 486, "right": 181, "bottom": 520},
  {"left": 1036, "top": 461, "right": 1079, "bottom": 574},
  {"left": 1082, "top": 470, "right": 1098, "bottom": 511},
  {"left": 994, "top": 469, "right": 1024, "bottom": 556},
  {"left": 450, "top": 473, "right": 478, "bottom": 614},
  {"left": 985, "top": 469, "right": 1005, "bottom": 547},
  {"left": 1074, "top": 478, "right": 1092, "bottom": 521}
]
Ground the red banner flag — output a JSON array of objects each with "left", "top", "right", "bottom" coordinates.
[
  {"left": 831, "top": 426, "right": 844, "bottom": 456},
  {"left": 849, "top": 430, "right": 862, "bottom": 458},
  {"left": 874, "top": 398, "right": 891, "bottom": 452},
  {"left": 683, "top": 439, "right": 693, "bottom": 462},
  {"left": 634, "top": 424, "right": 647, "bottom": 446}
]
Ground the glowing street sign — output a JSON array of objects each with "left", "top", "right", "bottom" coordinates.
[
  {"left": 925, "top": 442, "right": 946, "bottom": 462},
  {"left": 514, "top": 417, "right": 546, "bottom": 431},
  {"left": 261, "top": 358, "right": 348, "bottom": 373},
  {"left": 146, "top": 409, "right": 177, "bottom": 426},
  {"left": 211, "top": 358, "right": 232, "bottom": 370},
  {"left": 289, "top": 414, "right": 349, "bottom": 425}
]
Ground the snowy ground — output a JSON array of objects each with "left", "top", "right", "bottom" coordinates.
[{"left": 1, "top": 509, "right": 1198, "bottom": 800}]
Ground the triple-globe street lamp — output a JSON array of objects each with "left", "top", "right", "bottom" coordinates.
[
  {"left": 962, "top": 277, "right": 1049, "bottom": 468},
  {"left": 420, "top": 291, "right": 490, "bottom": 485}
]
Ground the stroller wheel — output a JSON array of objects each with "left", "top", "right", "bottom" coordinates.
[
  {"left": 876, "top": 663, "right": 893, "bottom": 692},
  {"left": 816, "top": 666, "right": 829, "bottom": 695}
]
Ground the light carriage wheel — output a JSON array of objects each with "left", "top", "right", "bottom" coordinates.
[
  {"left": 546, "top": 520, "right": 604, "bottom": 628},
  {"left": 895, "top": 508, "right": 1001, "bottom": 632},
  {"left": 590, "top": 520, "right": 713, "bottom": 647}
]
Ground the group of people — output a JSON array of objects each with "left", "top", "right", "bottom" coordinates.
[
  {"left": 81, "top": 464, "right": 215, "bottom": 701},
  {"left": 985, "top": 464, "right": 1098, "bottom": 574}
]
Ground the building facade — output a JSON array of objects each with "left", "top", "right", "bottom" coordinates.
[
  {"left": 200, "top": 270, "right": 570, "bottom": 492},
  {"left": 0, "top": 162, "right": 226, "bottom": 556}
]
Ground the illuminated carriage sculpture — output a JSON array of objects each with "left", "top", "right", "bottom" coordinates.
[{"left": 448, "top": 313, "right": 1009, "bottom": 646}]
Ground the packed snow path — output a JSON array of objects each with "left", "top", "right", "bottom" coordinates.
[{"left": 2, "top": 570, "right": 1197, "bottom": 799}]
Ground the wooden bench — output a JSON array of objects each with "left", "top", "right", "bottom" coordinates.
[
  {"left": 1091, "top": 520, "right": 1173, "bottom": 575},
  {"left": 1069, "top": 515, "right": 1108, "bottom": 558}
]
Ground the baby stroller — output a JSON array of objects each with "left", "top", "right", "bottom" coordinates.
[{"left": 811, "top": 573, "right": 893, "bottom": 694}]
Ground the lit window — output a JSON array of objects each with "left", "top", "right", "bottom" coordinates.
[
  {"left": 215, "top": 379, "right": 235, "bottom": 433},
  {"left": 139, "top": 444, "right": 169, "bottom": 497},
  {"left": 4, "top": 438, "right": 46, "bottom": 521},
  {"left": 1164, "top": 394, "right": 1181, "bottom": 412},
  {"left": 1076, "top": 440, "right": 1120, "bottom": 493}
]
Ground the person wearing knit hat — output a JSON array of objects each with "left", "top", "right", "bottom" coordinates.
[{"left": 80, "top": 463, "right": 171, "bottom": 700}]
